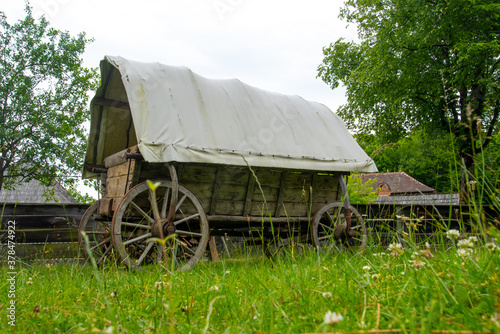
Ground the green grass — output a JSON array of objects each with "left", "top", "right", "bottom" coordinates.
[{"left": 2, "top": 238, "right": 500, "bottom": 333}]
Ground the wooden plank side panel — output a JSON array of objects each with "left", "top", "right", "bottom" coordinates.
[
  {"left": 105, "top": 160, "right": 136, "bottom": 198},
  {"left": 100, "top": 163, "right": 340, "bottom": 219},
  {"left": 217, "top": 184, "right": 248, "bottom": 201},
  {"left": 178, "top": 164, "right": 217, "bottom": 185},
  {"left": 105, "top": 176, "right": 128, "bottom": 198},
  {"left": 254, "top": 169, "right": 282, "bottom": 187},
  {"left": 215, "top": 200, "right": 246, "bottom": 216},
  {"left": 316, "top": 173, "right": 339, "bottom": 188},
  {"left": 249, "top": 201, "right": 276, "bottom": 217},
  {"left": 280, "top": 201, "right": 327, "bottom": 218},
  {"left": 280, "top": 172, "right": 314, "bottom": 216},
  {"left": 219, "top": 166, "right": 251, "bottom": 186},
  {"left": 107, "top": 162, "right": 132, "bottom": 178},
  {"left": 137, "top": 162, "right": 170, "bottom": 181},
  {"left": 209, "top": 166, "right": 223, "bottom": 215}
]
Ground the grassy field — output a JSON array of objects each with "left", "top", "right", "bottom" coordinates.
[{"left": 2, "top": 231, "right": 500, "bottom": 334}]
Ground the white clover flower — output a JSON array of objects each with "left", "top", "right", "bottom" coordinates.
[
  {"left": 362, "top": 266, "right": 371, "bottom": 272},
  {"left": 321, "top": 292, "right": 333, "bottom": 298},
  {"left": 387, "top": 242, "right": 404, "bottom": 257},
  {"left": 445, "top": 229, "right": 460, "bottom": 240},
  {"left": 457, "top": 248, "right": 473, "bottom": 257},
  {"left": 409, "top": 258, "right": 426, "bottom": 268},
  {"left": 324, "top": 311, "right": 343, "bottom": 325},
  {"left": 209, "top": 285, "right": 219, "bottom": 291},
  {"left": 468, "top": 236, "right": 478, "bottom": 243},
  {"left": 457, "top": 239, "right": 474, "bottom": 249},
  {"left": 485, "top": 242, "right": 499, "bottom": 252},
  {"left": 371, "top": 274, "right": 380, "bottom": 280}
]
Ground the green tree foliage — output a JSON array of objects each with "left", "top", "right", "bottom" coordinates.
[
  {"left": 0, "top": 6, "right": 98, "bottom": 192},
  {"left": 347, "top": 174, "right": 380, "bottom": 204},
  {"left": 357, "top": 129, "right": 460, "bottom": 192},
  {"left": 318, "top": 0, "right": 500, "bottom": 179}
]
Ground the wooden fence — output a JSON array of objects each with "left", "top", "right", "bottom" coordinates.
[
  {"left": 1, "top": 201, "right": 498, "bottom": 262},
  {"left": 1, "top": 203, "right": 89, "bottom": 262}
]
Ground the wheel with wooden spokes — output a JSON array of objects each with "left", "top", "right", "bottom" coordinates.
[
  {"left": 111, "top": 180, "right": 209, "bottom": 271},
  {"left": 311, "top": 202, "right": 367, "bottom": 252},
  {"left": 78, "top": 201, "right": 114, "bottom": 264}
]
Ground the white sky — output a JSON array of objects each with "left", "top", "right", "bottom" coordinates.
[
  {"left": 2, "top": 0, "right": 357, "bottom": 112},
  {"left": 2, "top": 0, "right": 358, "bottom": 197}
]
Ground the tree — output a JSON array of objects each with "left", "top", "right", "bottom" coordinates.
[
  {"left": 356, "top": 128, "right": 461, "bottom": 192},
  {"left": 318, "top": 0, "right": 500, "bottom": 192},
  {"left": 0, "top": 5, "right": 98, "bottom": 192}
]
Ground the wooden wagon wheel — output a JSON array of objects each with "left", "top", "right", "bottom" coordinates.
[
  {"left": 311, "top": 202, "right": 367, "bottom": 251},
  {"left": 78, "top": 201, "right": 114, "bottom": 264},
  {"left": 111, "top": 180, "right": 209, "bottom": 272}
]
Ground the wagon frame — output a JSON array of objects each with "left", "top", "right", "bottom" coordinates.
[{"left": 79, "top": 56, "right": 377, "bottom": 271}]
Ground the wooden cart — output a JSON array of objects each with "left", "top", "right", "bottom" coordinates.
[{"left": 79, "top": 56, "right": 377, "bottom": 271}]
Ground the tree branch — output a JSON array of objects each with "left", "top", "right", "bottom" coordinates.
[{"left": 480, "top": 103, "right": 499, "bottom": 150}]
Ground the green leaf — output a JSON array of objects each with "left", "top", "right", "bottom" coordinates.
[{"left": 147, "top": 180, "right": 161, "bottom": 192}]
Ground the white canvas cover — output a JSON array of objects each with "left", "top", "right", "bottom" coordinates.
[{"left": 83, "top": 56, "right": 377, "bottom": 178}]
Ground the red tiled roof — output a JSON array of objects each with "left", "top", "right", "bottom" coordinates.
[{"left": 357, "top": 172, "right": 435, "bottom": 195}]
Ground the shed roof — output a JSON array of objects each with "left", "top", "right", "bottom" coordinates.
[
  {"left": 83, "top": 56, "right": 377, "bottom": 178},
  {"left": 359, "top": 172, "right": 435, "bottom": 195},
  {"left": 0, "top": 179, "right": 78, "bottom": 204}
]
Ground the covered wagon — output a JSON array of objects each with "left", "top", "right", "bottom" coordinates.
[{"left": 80, "top": 56, "right": 378, "bottom": 271}]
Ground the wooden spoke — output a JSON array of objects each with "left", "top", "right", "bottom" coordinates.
[
  {"left": 130, "top": 200, "right": 154, "bottom": 224},
  {"left": 120, "top": 222, "right": 152, "bottom": 229},
  {"left": 175, "top": 194, "right": 188, "bottom": 211},
  {"left": 318, "top": 222, "right": 335, "bottom": 232},
  {"left": 174, "top": 213, "right": 201, "bottom": 225},
  {"left": 122, "top": 232, "right": 153, "bottom": 246},
  {"left": 112, "top": 180, "right": 209, "bottom": 272},
  {"left": 161, "top": 188, "right": 170, "bottom": 218},
  {"left": 95, "top": 244, "right": 113, "bottom": 258},
  {"left": 90, "top": 237, "right": 111, "bottom": 251},
  {"left": 137, "top": 242, "right": 155, "bottom": 265}
]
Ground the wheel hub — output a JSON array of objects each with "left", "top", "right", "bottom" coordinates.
[{"left": 152, "top": 218, "right": 176, "bottom": 238}]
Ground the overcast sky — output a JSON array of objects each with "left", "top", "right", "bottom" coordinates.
[{"left": 2, "top": 0, "right": 357, "bottom": 112}]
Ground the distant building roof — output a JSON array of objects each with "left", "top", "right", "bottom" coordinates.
[
  {"left": 0, "top": 179, "right": 78, "bottom": 204},
  {"left": 358, "top": 172, "right": 435, "bottom": 196}
]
